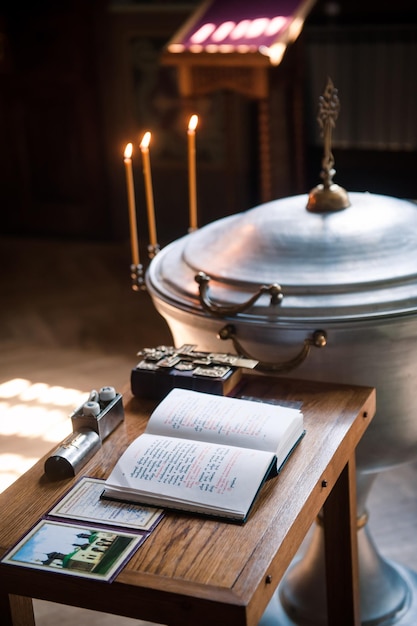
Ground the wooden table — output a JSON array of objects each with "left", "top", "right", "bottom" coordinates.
[{"left": 0, "top": 375, "right": 375, "bottom": 626}]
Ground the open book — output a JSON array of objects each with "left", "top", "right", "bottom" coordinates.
[{"left": 102, "top": 388, "right": 304, "bottom": 522}]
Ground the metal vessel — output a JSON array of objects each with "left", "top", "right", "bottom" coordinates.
[{"left": 146, "top": 80, "right": 417, "bottom": 625}]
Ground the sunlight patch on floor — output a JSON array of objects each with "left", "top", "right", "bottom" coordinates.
[{"left": 0, "top": 378, "right": 89, "bottom": 493}]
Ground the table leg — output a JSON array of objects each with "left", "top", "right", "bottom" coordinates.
[
  {"left": 322, "top": 453, "right": 360, "bottom": 626},
  {"left": 0, "top": 593, "right": 36, "bottom": 626}
]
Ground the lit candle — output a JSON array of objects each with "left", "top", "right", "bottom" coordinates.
[
  {"left": 123, "top": 143, "right": 140, "bottom": 266},
  {"left": 188, "top": 114, "right": 198, "bottom": 231},
  {"left": 139, "top": 131, "right": 158, "bottom": 249}
]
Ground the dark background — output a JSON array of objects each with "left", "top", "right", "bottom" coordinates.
[{"left": 0, "top": 0, "right": 416, "bottom": 249}]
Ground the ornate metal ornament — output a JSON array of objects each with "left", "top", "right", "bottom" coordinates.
[{"left": 307, "top": 77, "right": 350, "bottom": 212}]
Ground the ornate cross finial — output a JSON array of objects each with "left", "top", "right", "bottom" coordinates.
[
  {"left": 306, "top": 78, "right": 350, "bottom": 213},
  {"left": 317, "top": 77, "right": 340, "bottom": 188}
]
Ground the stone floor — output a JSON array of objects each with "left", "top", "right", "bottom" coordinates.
[{"left": 1, "top": 236, "right": 417, "bottom": 625}]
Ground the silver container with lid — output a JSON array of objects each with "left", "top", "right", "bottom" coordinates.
[
  {"left": 147, "top": 190, "right": 417, "bottom": 474},
  {"left": 146, "top": 81, "right": 417, "bottom": 624}
]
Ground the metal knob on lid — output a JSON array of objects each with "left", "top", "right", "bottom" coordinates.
[{"left": 307, "top": 77, "right": 350, "bottom": 213}]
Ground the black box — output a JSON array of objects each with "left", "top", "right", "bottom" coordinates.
[{"left": 131, "top": 345, "right": 244, "bottom": 400}]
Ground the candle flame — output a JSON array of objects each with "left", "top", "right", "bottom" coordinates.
[
  {"left": 124, "top": 143, "right": 133, "bottom": 159},
  {"left": 188, "top": 115, "right": 198, "bottom": 132},
  {"left": 140, "top": 131, "right": 151, "bottom": 150}
]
